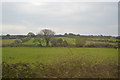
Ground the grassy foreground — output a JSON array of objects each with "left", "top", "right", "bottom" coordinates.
[{"left": 2, "top": 47, "right": 118, "bottom": 78}]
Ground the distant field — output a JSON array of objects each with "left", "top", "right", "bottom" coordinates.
[
  {"left": 1, "top": 39, "right": 15, "bottom": 45},
  {"left": 2, "top": 47, "right": 118, "bottom": 64}
]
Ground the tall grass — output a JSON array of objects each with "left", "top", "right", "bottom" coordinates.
[{"left": 2, "top": 54, "right": 118, "bottom": 78}]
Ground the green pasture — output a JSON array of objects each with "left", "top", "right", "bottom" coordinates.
[{"left": 2, "top": 47, "right": 118, "bottom": 64}]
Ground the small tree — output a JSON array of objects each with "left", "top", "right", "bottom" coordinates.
[{"left": 38, "top": 29, "right": 55, "bottom": 47}]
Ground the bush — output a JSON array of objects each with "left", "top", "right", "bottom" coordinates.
[
  {"left": 51, "top": 38, "right": 58, "bottom": 47},
  {"left": 13, "top": 39, "right": 22, "bottom": 44},
  {"left": 85, "top": 42, "right": 117, "bottom": 48},
  {"left": 57, "top": 38, "right": 63, "bottom": 46},
  {"left": 20, "top": 37, "right": 30, "bottom": 42},
  {"left": 75, "top": 37, "right": 86, "bottom": 47},
  {"left": 51, "top": 38, "right": 68, "bottom": 47}
]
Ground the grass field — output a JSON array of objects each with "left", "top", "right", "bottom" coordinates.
[
  {"left": 2, "top": 47, "right": 118, "bottom": 63},
  {"left": 3, "top": 47, "right": 118, "bottom": 64},
  {"left": 2, "top": 47, "right": 118, "bottom": 78}
]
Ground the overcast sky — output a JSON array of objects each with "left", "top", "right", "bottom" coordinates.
[{"left": 2, "top": 2, "right": 118, "bottom": 36}]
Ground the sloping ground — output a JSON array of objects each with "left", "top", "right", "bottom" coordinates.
[
  {"left": 22, "top": 38, "right": 46, "bottom": 46},
  {"left": 22, "top": 38, "right": 35, "bottom": 45}
]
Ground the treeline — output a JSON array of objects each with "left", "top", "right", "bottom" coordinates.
[{"left": 2, "top": 34, "right": 118, "bottom": 39}]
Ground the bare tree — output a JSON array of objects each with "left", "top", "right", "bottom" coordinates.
[{"left": 38, "top": 29, "right": 55, "bottom": 47}]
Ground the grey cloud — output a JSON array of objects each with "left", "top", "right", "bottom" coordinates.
[{"left": 2, "top": 2, "right": 118, "bottom": 36}]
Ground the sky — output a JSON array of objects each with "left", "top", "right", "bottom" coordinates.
[{"left": 1, "top": 2, "right": 118, "bottom": 36}]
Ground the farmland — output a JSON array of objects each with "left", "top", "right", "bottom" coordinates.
[
  {"left": 0, "top": 39, "right": 15, "bottom": 45},
  {"left": 1, "top": 35, "right": 119, "bottom": 78},
  {"left": 2, "top": 47, "right": 118, "bottom": 78}
]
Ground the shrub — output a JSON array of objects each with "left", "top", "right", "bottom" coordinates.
[
  {"left": 13, "top": 39, "right": 22, "bottom": 44},
  {"left": 57, "top": 38, "right": 63, "bottom": 46},
  {"left": 20, "top": 37, "right": 30, "bottom": 42},
  {"left": 75, "top": 37, "right": 86, "bottom": 47},
  {"left": 85, "top": 42, "right": 117, "bottom": 48},
  {"left": 51, "top": 38, "right": 58, "bottom": 47}
]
